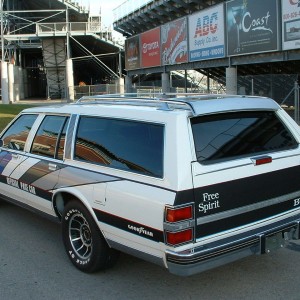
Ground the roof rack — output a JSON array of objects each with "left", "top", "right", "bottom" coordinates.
[
  {"left": 76, "top": 93, "right": 198, "bottom": 114},
  {"left": 76, "top": 93, "right": 256, "bottom": 116}
]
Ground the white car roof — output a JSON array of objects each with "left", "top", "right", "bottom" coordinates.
[
  {"left": 187, "top": 96, "right": 280, "bottom": 116},
  {"left": 22, "top": 94, "right": 280, "bottom": 117}
]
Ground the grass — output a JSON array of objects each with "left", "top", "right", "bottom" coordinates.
[{"left": 0, "top": 104, "right": 35, "bottom": 132}]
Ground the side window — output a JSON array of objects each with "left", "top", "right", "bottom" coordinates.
[
  {"left": 1, "top": 114, "right": 38, "bottom": 151},
  {"left": 31, "top": 115, "right": 69, "bottom": 159},
  {"left": 75, "top": 116, "right": 164, "bottom": 178}
]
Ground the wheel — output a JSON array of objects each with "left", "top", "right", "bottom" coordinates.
[{"left": 62, "top": 200, "right": 119, "bottom": 273}]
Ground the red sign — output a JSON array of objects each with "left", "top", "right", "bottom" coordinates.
[
  {"left": 161, "top": 17, "right": 188, "bottom": 65},
  {"left": 141, "top": 28, "right": 161, "bottom": 68}
]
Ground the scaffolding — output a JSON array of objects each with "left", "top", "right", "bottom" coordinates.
[{"left": 0, "top": 0, "right": 122, "bottom": 102}]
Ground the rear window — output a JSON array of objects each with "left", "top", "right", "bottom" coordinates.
[{"left": 191, "top": 111, "right": 298, "bottom": 164}]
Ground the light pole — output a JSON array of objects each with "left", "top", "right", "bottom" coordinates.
[
  {"left": 1, "top": 0, "right": 9, "bottom": 104},
  {"left": 1, "top": 0, "right": 4, "bottom": 61}
]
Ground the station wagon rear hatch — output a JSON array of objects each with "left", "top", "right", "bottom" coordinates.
[{"left": 190, "top": 108, "right": 300, "bottom": 240}]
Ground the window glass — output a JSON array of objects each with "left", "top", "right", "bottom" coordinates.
[
  {"left": 75, "top": 116, "right": 164, "bottom": 178},
  {"left": 1, "top": 114, "right": 38, "bottom": 151},
  {"left": 191, "top": 111, "right": 298, "bottom": 164},
  {"left": 31, "top": 115, "right": 69, "bottom": 159}
]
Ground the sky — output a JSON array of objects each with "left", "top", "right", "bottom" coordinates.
[{"left": 81, "top": 0, "right": 126, "bottom": 27}]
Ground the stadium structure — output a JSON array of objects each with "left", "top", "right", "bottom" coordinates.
[
  {"left": 0, "top": 0, "right": 123, "bottom": 103},
  {"left": 113, "top": 0, "right": 300, "bottom": 107}
]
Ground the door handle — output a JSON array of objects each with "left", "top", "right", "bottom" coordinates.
[{"left": 49, "top": 163, "right": 57, "bottom": 171}]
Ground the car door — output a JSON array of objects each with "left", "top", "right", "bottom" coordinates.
[
  {"left": 0, "top": 114, "right": 38, "bottom": 203},
  {"left": 16, "top": 114, "right": 70, "bottom": 215}
]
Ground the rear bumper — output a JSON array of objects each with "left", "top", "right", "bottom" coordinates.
[{"left": 166, "top": 215, "right": 300, "bottom": 276}]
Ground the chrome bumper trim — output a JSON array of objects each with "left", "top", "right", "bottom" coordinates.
[{"left": 166, "top": 215, "right": 300, "bottom": 276}]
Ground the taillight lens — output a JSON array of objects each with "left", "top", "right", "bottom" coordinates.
[
  {"left": 166, "top": 205, "right": 193, "bottom": 223},
  {"left": 164, "top": 204, "right": 194, "bottom": 246},
  {"left": 166, "top": 229, "right": 193, "bottom": 245},
  {"left": 253, "top": 156, "right": 272, "bottom": 166}
]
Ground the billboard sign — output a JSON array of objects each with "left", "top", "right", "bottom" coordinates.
[
  {"left": 141, "top": 27, "right": 161, "bottom": 68},
  {"left": 161, "top": 17, "right": 188, "bottom": 65},
  {"left": 227, "top": 0, "right": 279, "bottom": 56},
  {"left": 282, "top": 0, "right": 300, "bottom": 50},
  {"left": 188, "top": 4, "right": 225, "bottom": 62},
  {"left": 125, "top": 35, "right": 140, "bottom": 70}
]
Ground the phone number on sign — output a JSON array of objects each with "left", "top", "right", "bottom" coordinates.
[{"left": 283, "top": 12, "right": 300, "bottom": 20}]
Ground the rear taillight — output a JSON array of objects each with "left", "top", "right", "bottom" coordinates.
[
  {"left": 166, "top": 229, "right": 193, "bottom": 246},
  {"left": 164, "top": 204, "right": 194, "bottom": 246},
  {"left": 166, "top": 205, "right": 193, "bottom": 223}
]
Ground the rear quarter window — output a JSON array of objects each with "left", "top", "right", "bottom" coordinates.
[
  {"left": 74, "top": 116, "right": 164, "bottom": 178},
  {"left": 191, "top": 111, "right": 298, "bottom": 164}
]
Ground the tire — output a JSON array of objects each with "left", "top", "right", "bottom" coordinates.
[{"left": 62, "top": 200, "right": 119, "bottom": 273}]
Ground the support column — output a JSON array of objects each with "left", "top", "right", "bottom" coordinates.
[
  {"left": 1, "top": 61, "right": 9, "bottom": 104},
  {"left": 117, "top": 77, "right": 125, "bottom": 94},
  {"left": 66, "top": 59, "right": 74, "bottom": 102},
  {"left": 23, "top": 69, "right": 28, "bottom": 98},
  {"left": 162, "top": 72, "right": 170, "bottom": 94},
  {"left": 207, "top": 70, "right": 210, "bottom": 93},
  {"left": 19, "top": 67, "right": 25, "bottom": 100},
  {"left": 8, "top": 63, "right": 14, "bottom": 103},
  {"left": 14, "top": 65, "right": 20, "bottom": 102},
  {"left": 184, "top": 70, "right": 188, "bottom": 93},
  {"left": 125, "top": 75, "right": 135, "bottom": 94},
  {"left": 226, "top": 67, "right": 237, "bottom": 95}
]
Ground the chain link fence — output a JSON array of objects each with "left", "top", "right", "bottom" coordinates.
[
  {"left": 235, "top": 74, "right": 299, "bottom": 123},
  {"left": 74, "top": 84, "right": 123, "bottom": 99},
  {"left": 235, "top": 74, "right": 297, "bottom": 104},
  {"left": 72, "top": 74, "right": 300, "bottom": 123}
]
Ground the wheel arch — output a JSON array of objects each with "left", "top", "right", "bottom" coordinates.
[
  {"left": 52, "top": 189, "right": 96, "bottom": 222},
  {"left": 52, "top": 189, "right": 112, "bottom": 244}
]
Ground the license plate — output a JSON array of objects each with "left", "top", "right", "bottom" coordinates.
[{"left": 265, "top": 232, "right": 285, "bottom": 253}]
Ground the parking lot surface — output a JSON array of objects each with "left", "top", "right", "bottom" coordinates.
[{"left": 1, "top": 200, "right": 300, "bottom": 300}]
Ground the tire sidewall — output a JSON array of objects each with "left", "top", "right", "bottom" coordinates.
[{"left": 62, "top": 201, "right": 104, "bottom": 272}]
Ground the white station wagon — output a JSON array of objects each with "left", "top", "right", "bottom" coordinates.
[{"left": 1, "top": 94, "right": 300, "bottom": 276}]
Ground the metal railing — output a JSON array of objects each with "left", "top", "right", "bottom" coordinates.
[
  {"left": 113, "top": 0, "right": 152, "bottom": 21},
  {"left": 37, "top": 22, "right": 101, "bottom": 34},
  {"left": 4, "top": 21, "right": 111, "bottom": 37}
]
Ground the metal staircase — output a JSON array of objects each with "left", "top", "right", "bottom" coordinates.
[{"left": 42, "top": 38, "right": 66, "bottom": 99}]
